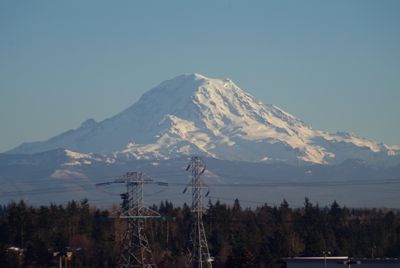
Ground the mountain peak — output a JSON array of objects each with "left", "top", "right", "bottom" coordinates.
[
  {"left": 191, "top": 73, "right": 208, "bottom": 80},
  {"left": 166, "top": 73, "right": 234, "bottom": 88},
  {"left": 175, "top": 73, "right": 215, "bottom": 80},
  {"left": 135, "top": 73, "right": 240, "bottom": 116},
  {"left": 165, "top": 73, "right": 209, "bottom": 85}
]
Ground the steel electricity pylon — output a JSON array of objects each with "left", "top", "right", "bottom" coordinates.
[
  {"left": 97, "top": 172, "right": 167, "bottom": 268},
  {"left": 183, "top": 157, "right": 213, "bottom": 268}
]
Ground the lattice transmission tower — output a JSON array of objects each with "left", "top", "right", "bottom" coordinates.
[
  {"left": 183, "top": 156, "right": 213, "bottom": 268},
  {"left": 97, "top": 172, "right": 167, "bottom": 268}
]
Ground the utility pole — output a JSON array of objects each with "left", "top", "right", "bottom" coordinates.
[
  {"left": 323, "top": 250, "right": 331, "bottom": 268},
  {"left": 184, "top": 157, "right": 213, "bottom": 268},
  {"left": 97, "top": 172, "right": 167, "bottom": 268},
  {"left": 52, "top": 250, "right": 72, "bottom": 268},
  {"left": 371, "top": 243, "right": 376, "bottom": 259}
]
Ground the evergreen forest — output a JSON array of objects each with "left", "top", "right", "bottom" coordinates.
[{"left": 0, "top": 198, "right": 399, "bottom": 267}]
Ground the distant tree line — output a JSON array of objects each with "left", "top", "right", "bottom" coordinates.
[{"left": 0, "top": 198, "right": 399, "bottom": 267}]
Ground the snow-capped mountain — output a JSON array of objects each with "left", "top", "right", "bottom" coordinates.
[{"left": 7, "top": 73, "right": 400, "bottom": 166}]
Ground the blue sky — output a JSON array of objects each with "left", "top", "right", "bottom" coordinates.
[{"left": 0, "top": 0, "right": 399, "bottom": 152}]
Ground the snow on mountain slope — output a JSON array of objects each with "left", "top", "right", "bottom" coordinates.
[
  {"left": 62, "top": 149, "right": 106, "bottom": 166},
  {"left": 7, "top": 74, "right": 400, "bottom": 165}
]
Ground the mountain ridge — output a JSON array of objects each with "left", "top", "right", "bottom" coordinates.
[{"left": 1, "top": 148, "right": 400, "bottom": 207}]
